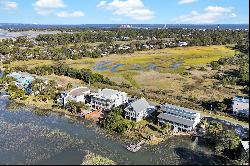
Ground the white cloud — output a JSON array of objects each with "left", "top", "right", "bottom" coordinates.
[
  {"left": 0, "top": 0, "right": 18, "bottom": 10},
  {"left": 56, "top": 11, "right": 85, "bottom": 17},
  {"left": 4, "top": 1, "right": 17, "bottom": 9},
  {"left": 174, "top": 6, "right": 237, "bottom": 23},
  {"left": 97, "top": 0, "right": 154, "bottom": 21},
  {"left": 178, "top": 0, "right": 198, "bottom": 5},
  {"left": 96, "top": 1, "right": 107, "bottom": 8},
  {"left": 33, "top": 0, "right": 66, "bottom": 15},
  {"left": 33, "top": 0, "right": 85, "bottom": 18}
]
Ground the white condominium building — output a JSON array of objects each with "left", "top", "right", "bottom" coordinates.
[
  {"left": 90, "top": 88, "right": 128, "bottom": 112},
  {"left": 232, "top": 96, "right": 249, "bottom": 117},
  {"left": 158, "top": 103, "right": 201, "bottom": 131}
]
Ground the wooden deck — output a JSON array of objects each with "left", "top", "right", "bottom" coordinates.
[{"left": 84, "top": 110, "right": 103, "bottom": 120}]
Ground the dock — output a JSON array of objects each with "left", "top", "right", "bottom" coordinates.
[{"left": 126, "top": 140, "right": 145, "bottom": 153}]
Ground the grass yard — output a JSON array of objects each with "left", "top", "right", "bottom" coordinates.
[{"left": 6, "top": 59, "right": 54, "bottom": 70}]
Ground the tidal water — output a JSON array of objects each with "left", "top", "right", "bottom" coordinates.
[{"left": 0, "top": 97, "right": 222, "bottom": 165}]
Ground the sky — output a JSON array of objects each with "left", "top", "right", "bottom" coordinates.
[{"left": 0, "top": 0, "right": 249, "bottom": 24}]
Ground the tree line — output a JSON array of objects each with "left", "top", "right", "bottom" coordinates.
[
  {"left": 0, "top": 28, "right": 248, "bottom": 62},
  {"left": 12, "top": 63, "right": 115, "bottom": 86}
]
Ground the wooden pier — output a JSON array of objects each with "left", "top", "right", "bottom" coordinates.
[{"left": 126, "top": 140, "right": 145, "bottom": 153}]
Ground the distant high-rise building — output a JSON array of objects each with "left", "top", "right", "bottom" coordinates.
[
  {"left": 119, "top": 24, "right": 132, "bottom": 28},
  {"left": 217, "top": 24, "right": 220, "bottom": 29}
]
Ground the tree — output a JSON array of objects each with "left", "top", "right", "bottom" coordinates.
[
  {"left": 100, "top": 107, "right": 135, "bottom": 134},
  {"left": 7, "top": 84, "right": 26, "bottom": 100},
  {"left": 65, "top": 101, "right": 87, "bottom": 114},
  {"left": 66, "top": 100, "right": 79, "bottom": 113},
  {"left": 215, "top": 129, "right": 241, "bottom": 155},
  {"left": 66, "top": 83, "right": 73, "bottom": 90},
  {"left": 31, "top": 78, "right": 45, "bottom": 95},
  {"left": 161, "top": 122, "right": 171, "bottom": 134},
  {"left": 210, "top": 61, "right": 220, "bottom": 70},
  {"left": 207, "top": 121, "right": 223, "bottom": 134},
  {"left": 239, "top": 63, "right": 249, "bottom": 85}
]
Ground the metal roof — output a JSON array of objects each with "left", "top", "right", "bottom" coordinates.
[
  {"left": 92, "top": 88, "right": 126, "bottom": 100},
  {"left": 161, "top": 103, "right": 199, "bottom": 116},
  {"left": 233, "top": 96, "right": 249, "bottom": 103},
  {"left": 158, "top": 112, "right": 196, "bottom": 127},
  {"left": 68, "top": 87, "right": 90, "bottom": 97},
  {"left": 8, "top": 72, "right": 35, "bottom": 86},
  {"left": 130, "top": 98, "right": 150, "bottom": 114},
  {"left": 65, "top": 87, "right": 90, "bottom": 101}
]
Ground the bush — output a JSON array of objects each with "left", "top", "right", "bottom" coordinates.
[
  {"left": 210, "top": 61, "right": 220, "bottom": 70},
  {"left": 100, "top": 107, "right": 136, "bottom": 134},
  {"left": 199, "top": 66, "right": 207, "bottom": 71}
]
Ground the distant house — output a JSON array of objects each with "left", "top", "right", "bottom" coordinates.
[
  {"left": 122, "top": 36, "right": 130, "bottom": 40},
  {"left": 149, "top": 45, "right": 154, "bottom": 49},
  {"left": 232, "top": 96, "right": 249, "bottom": 117},
  {"left": 141, "top": 44, "right": 150, "bottom": 49},
  {"left": 59, "top": 87, "right": 90, "bottom": 106},
  {"left": 7, "top": 72, "right": 35, "bottom": 94},
  {"left": 90, "top": 88, "right": 128, "bottom": 112},
  {"left": 158, "top": 104, "right": 201, "bottom": 132},
  {"left": 101, "top": 52, "right": 108, "bottom": 56},
  {"left": 118, "top": 45, "right": 131, "bottom": 50},
  {"left": 178, "top": 41, "right": 188, "bottom": 47},
  {"left": 124, "top": 98, "right": 155, "bottom": 122}
]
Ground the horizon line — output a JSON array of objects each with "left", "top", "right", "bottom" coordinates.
[{"left": 0, "top": 23, "right": 249, "bottom": 25}]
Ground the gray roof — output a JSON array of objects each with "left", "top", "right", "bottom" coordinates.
[
  {"left": 162, "top": 103, "right": 199, "bottom": 115},
  {"left": 65, "top": 87, "right": 90, "bottom": 101},
  {"left": 129, "top": 98, "right": 150, "bottom": 113},
  {"left": 233, "top": 96, "right": 249, "bottom": 103},
  {"left": 68, "top": 87, "right": 90, "bottom": 97},
  {"left": 92, "top": 88, "right": 125, "bottom": 99},
  {"left": 99, "top": 89, "right": 119, "bottom": 97},
  {"left": 158, "top": 112, "right": 196, "bottom": 127}
]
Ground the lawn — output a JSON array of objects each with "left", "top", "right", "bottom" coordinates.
[{"left": 6, "top": 59, "right": 54, "bottom": 70}]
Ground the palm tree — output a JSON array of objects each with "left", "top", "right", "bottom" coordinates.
[{"left": 32, "top": 78, "right": 44, "bottom": 95}]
